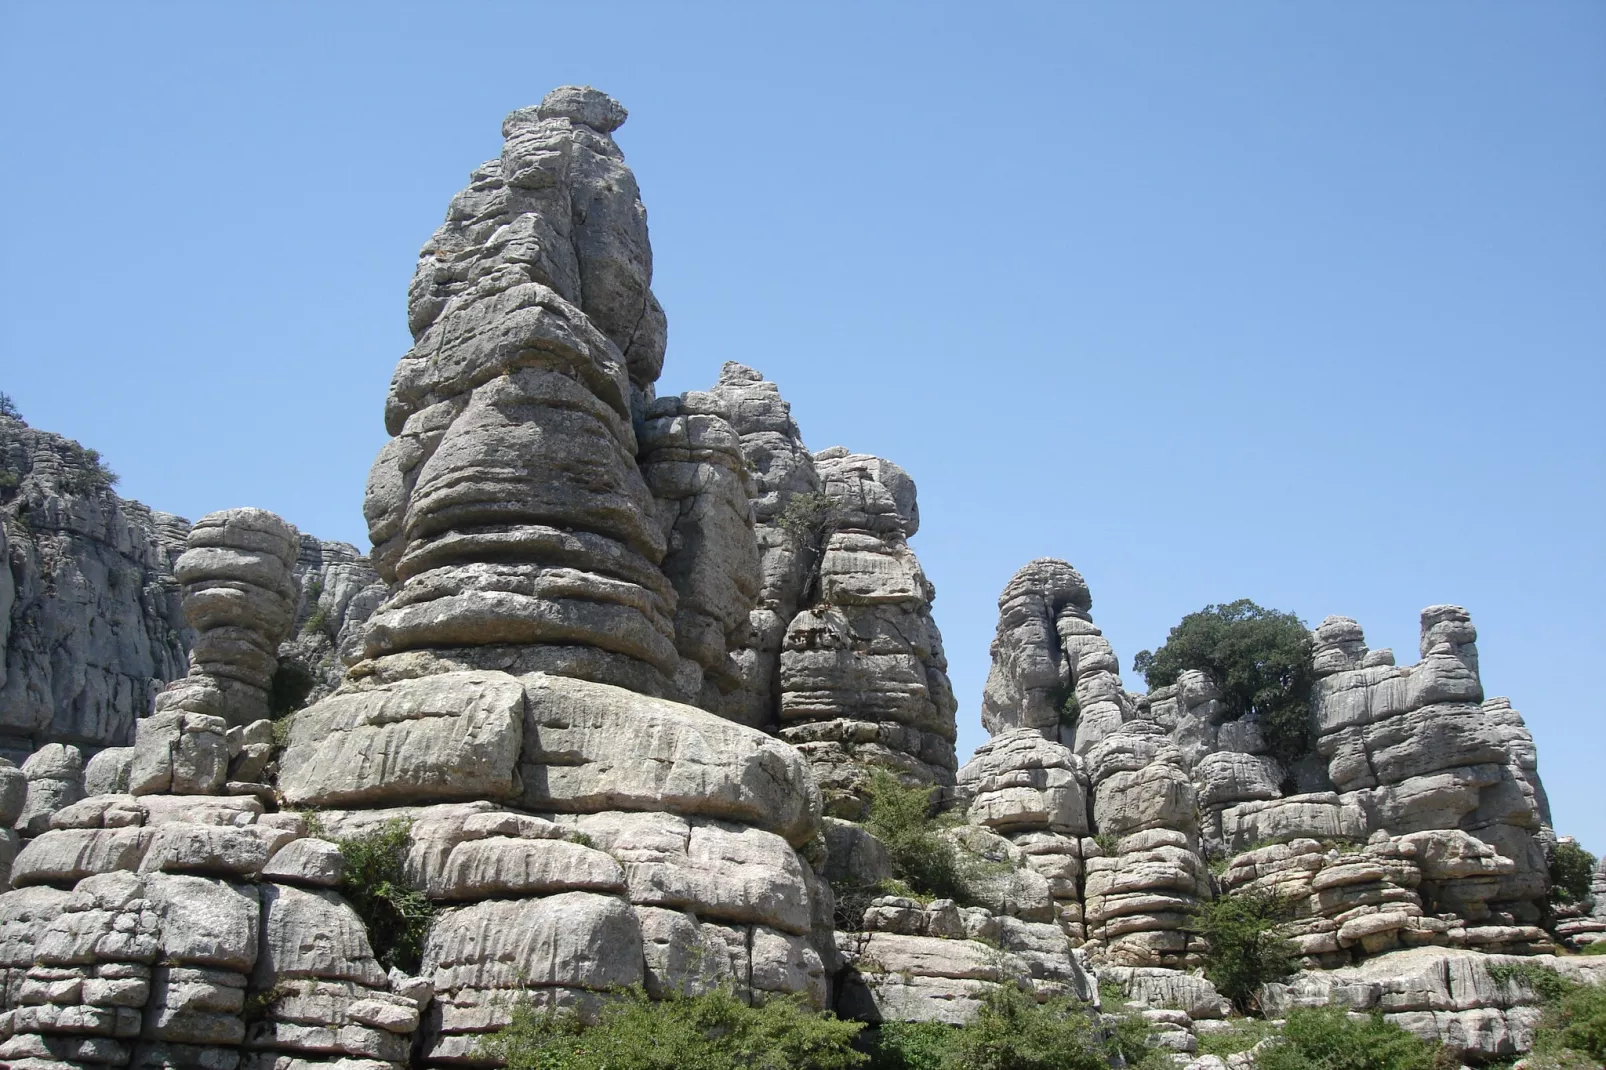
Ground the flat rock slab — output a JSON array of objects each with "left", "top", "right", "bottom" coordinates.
[
  {"left": 518, "top": 673, "right": 820, "bottom": 845},
  {"left": 278, "top": 671, "right": 524, "bottom": 807}
]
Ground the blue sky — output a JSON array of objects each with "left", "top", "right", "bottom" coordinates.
[{"left": 4, "top": 3, "right": 1602, "bottom": 850}]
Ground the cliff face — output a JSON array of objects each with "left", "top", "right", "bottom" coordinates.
[
  {"left": 0, "top": 415, "right": 382, "bottom": 758},
  {"left": 0, "top": 87, "right": 1595, "bottom": 1070},
  {"left": 0, "top": 416, "right": 190, "bottom": 760}
]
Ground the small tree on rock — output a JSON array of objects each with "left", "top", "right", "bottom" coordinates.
[{"left": 1133, "top": 599, "right": 1314, "bottom": 762}]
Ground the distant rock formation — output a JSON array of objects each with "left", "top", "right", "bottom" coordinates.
[{"left": 0, "top": 415, "right": 189, "bottom": 760}]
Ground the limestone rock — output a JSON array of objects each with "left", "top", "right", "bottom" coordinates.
[
  {"left": 278, "top": 671, "right": 524, "bottom": 807},
  {"left": 361, "top": 88, "right": 676, "bottom": 697},
  {"left": 636, "top": 393, "right": 761, "bottom": 708},
  {"left": 155, "top": 509, "right": 300, "bottom": 729},
  {"left": 958, "top": 729, "right": 1090, "bottom": 835},
  {"left": 0, "top": 415, "right": 190, "bottom": 758},
  {"left": 518, "top": 672, "right": 820, "bottom": 845},
  {"left": 15, "top": 744, "right": 84, "bottom": 835}
]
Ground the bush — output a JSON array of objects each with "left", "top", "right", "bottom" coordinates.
[
  {"left": 1492, "top": 962, "right": 1606, "bottom": 1065},
  {"left": 1192, "top": 890, "right": 1296, "bottom": 1013},
  {"left": 778, "top": 491, "right": 841, "bottom": 545},
  {"left": 1132, "top": 600, "right": 1313, "bottom": 761},
  {"left": 334, "top": 819, "right": 435, "bottom": 973},
  {"left": 59, "top": 443, "right": 118, "bottom": 496},
  {"left": 1197, "top": 1016, "right": 1280, "bottom": 1056},
  {"left": 862, "top": 769, "right": 967, "bottom": 902},
  {"left": 864, "top": 1021, "right": 956, "bottom": 1070},
  {"left": 479, "top": 986, "right": 866, "bottom": 1070},
  {"left": 1255, "top": 1007, "right": 1448, "bottom": 1070},
  {"left": 0, "top": 392, "right": 19, "bottom": 419},
  {"left": 1551, "top": 840, "right": 1598, "bottom": 904},
  {"left": 865, "top": 985, "right": 1121, "bottom": 1070}
]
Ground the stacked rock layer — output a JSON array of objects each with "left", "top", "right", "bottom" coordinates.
[{"left": 0, "top": 86, "right": 1594, "bottom": 1070}]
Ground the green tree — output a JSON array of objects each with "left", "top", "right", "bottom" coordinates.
[
  {"left": 1549, "top": 840, "right": 1597, "bottom": 904},
  {"left": 1133, "top": 600, "right": 1314, "bottom": 761},
  {"left": 1192, "top": 890, "right": 1297, "bottom": 1013},
  {"left": 862, "top": 769, "right": 968, "bottom": 902}
]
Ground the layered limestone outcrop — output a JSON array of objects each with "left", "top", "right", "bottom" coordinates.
[
  {"left": 0, "top": 416, "right": 190, "bottom": 761},
  {"left": 689, "top": 363, "right": 960, "bottom": 816},
  {"left": 0, "top": 87, "right": 1593, "bottom": 1070}
]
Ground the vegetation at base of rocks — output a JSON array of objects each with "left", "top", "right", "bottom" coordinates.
[
  {"left": 1191, "top": 889, "right": 1296, "bottom": 1013},
  {"left": 1132, "top": 599, "right": 1314, "bottom": 762},
  {"left": 1091, "top": 831, "right": 1118, "bottom": 854},
  {"left": 862, "top": 769, "right": 971, "bottom": 903},
  {"left": 1254, "top": 1007, "right": 1451, "bottom": 1070},
  {"left": 1549, "top": 840, "right": 1597, "bottom": 905},
  {"left": 334, "top": 818, "right": 435, "bottom": 974},
  {"left": 864, "top": 985, "right": 1169, "bottom": 1070},
  {"left": 1579, "top": 942, "right": 1606, "bottom": 957},
  {"left": 1487, "top": 962, "right": 1606, "bottom": 1066},
  {"left": 268, "top": 659, "right": 317, "bottom": 720},
  {"left": 1197, "top": 1016, "right": 1281, "bottom": 1056},
  {"left": 477, "top": 986, "right": 867, "bottom": 1070},
  {"left": 0, "top": 392, "right": 20, "bottom": 419}
]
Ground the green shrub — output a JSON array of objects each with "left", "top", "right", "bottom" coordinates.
[
  {"left": 1058, "top": 690, "right": 1080, "bottom": 726},
  {"left": 301, "top": 603, "right": 332, "bottom": 638},
  {"left": 778, "top": 491, "right": 841, "bottom": 545},
  {"left": 335, "top": 819, "right": 435, "bottom": 973},
  {"left": 1489, "top": 961, "right": 1572, "bottom": 1002},
  {"left": 59, "top": 443, "right": 118, "bottom": 496},
  {"left": 0, "top": 392, "right": 20, "bottom": 419},
  {"left": 1543, "top": 980, "right": 1606, "bottom": 1064},
  {"left": 945, "top": 985, "right": 1129, "bottom": 1070},
  {"left": 1132, "top": 600, "right": 1314, "bottom": 761},
  {"left": 1254, "top": 1007, "right": 1448, "bottom": 1070},
  {"left": 864, "top": 1021, "right": 956, "bottom": 1070},
  {"left": 1494, "top": 962, "right": 1606, "bottom": 1065},
  {"left": 862, "top": 769, "right": 969, "bottom": 903},
  {"left": 1197, "top": 1016, "right": 1280, "bottom": 1056},
  {"left": 1192, "top": 890, "right": 1296, "bottom": 1013},
  {"left": 1550, "top": 840, "right": 1598, "bottom": 904},
  {"left": 478, "top": 986, "right": 866, "bottom": 1070},
  {"left": 1580, "top": 942, "right": 1606, "bottom": 957}
]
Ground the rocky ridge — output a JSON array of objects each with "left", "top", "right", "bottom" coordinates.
[{"left": 0, "top": 86, "right": 1595, "bottom": 1070}]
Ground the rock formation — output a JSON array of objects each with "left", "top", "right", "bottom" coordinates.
[
  {"left": 0, "top": 87, "right": 1595, "bottom": 1070},
  {"left": 0, "top": 416, "right": 189, "bottom": 761}
]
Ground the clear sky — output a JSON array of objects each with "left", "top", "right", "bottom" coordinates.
[{"left": 4, "top": 3, "right": 1602, "bottom": 851}]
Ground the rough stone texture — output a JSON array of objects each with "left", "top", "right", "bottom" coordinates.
[
  {"left": 358, "top": 85, "right": 678, "bottom": 699},
  {"left": 1262, "top": 947, "right": 1606, "bottom": 1060},
  {"left": 635, "top": 392, "right": 762, "bottom": 709},
  {"left": 155, "top": 509, "right": 302, "bottom": 730},
  {"left": 1305, "top": 610, "right": 1554, "bottom": 925},
  {"left": 278, "top": 671, "right": 524, "bottom": 808},
  {"left": 16, "top": 744, "right": 85, "bottom": 836},
  {"left": 517, "top": 672, "right": 820, "bottom": 846},
  {"left": 0, "top": 415, "right": 190, "bottom": 758},
  {"left": 277, "top": 536, "right": 386, "bottom": 707},
  {"left": 776, "top": 448, "right": 958, "bottom": 817}
]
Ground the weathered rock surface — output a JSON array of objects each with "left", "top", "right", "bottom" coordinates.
[
  {"left": 359, "top": 85, "right": 678, "bottom": 699},
  {"left": 0, "top": 415, "right": 190, "bottom": 758}
]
